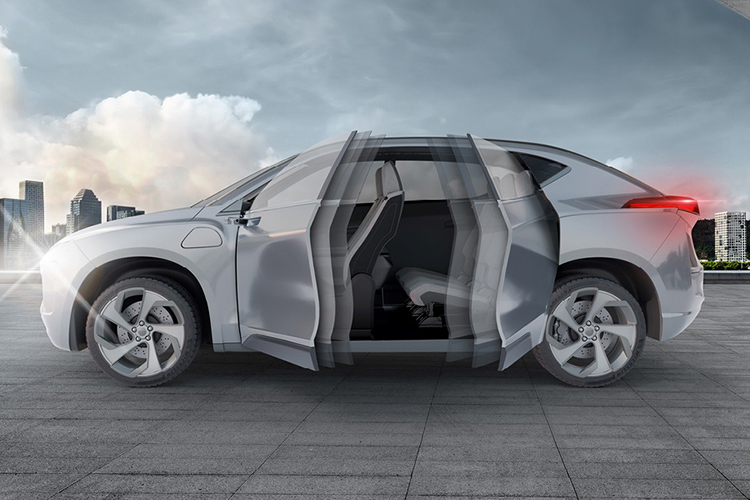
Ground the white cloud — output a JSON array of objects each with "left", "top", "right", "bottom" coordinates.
[
  {"left": 605, "top": 156, "right": 634, "bottom": 171},
  {"left": 0, "top": 27, "right": 24, "bottom": 121},
  {"left": 0, "top": 30, "right": 275, "bottom": 230}
]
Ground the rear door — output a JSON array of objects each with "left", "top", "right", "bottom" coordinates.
[
  {"left": 468, "top": 135, "right": 560, "bottom": 370},
  {"left": 235, "top": 132, "right": 355, "bottom": 370}
]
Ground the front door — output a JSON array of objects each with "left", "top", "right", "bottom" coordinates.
[{"left": 235, "top": 132, "right": 355, "bottom": 370}]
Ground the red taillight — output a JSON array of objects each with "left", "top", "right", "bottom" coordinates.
[{"left": 622, "top": 196, "right": 700, "bottom": 215}]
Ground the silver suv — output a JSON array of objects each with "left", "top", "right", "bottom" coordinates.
[{"left": 40, "top": 132, "right": 704, "bottom": 387}]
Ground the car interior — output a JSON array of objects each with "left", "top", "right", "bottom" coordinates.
[
  {"left": 238, "top": 142, "right": 560, "bottom": 345},
  {"left": 344, "top": 145, "right": 488, "bottom": 342},
  {"left": 338, "top": 143, "right": 565, "bottom": 344}
]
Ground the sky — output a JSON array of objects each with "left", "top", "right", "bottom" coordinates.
[{"left": 0, "top": 0, "right": 748, "bottom": 230}]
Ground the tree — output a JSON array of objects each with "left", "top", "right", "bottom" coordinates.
[{"left": 692, "top": 219, "right": 715, "bottom": 260}]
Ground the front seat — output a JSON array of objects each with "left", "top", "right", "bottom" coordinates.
[{"left": 334, "top": 161, "right": 404, "bottom": 339}]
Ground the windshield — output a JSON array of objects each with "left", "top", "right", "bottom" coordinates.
[{"left": 191, "top": 156, "right": 296, "bottom": 208}]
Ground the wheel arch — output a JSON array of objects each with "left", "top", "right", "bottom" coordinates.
[
  {"left": 556, "top": 257, "right": 662, "bottom": 340},
  {"left": 71, "top": 257, "right": 212, "bottom": 350}
]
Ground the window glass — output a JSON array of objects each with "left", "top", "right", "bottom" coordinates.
[
  {"left": 192, "top": 157, "right": 292, "bottom": 208},
  {"left": 470, "top": 136, "right": 535, "bottom": 201},
  {"left": 252, "top": 135, "right": 348, "bottom": 210},
  {"left": 356, "top": 160, "right": 450, "bottom": 203},
  {"left": 514, "top": 153, "right": 568, "bottom": 186}
]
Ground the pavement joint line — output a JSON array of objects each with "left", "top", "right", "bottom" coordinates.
[
  {"left": 525, "top": 356, "right": 580, "bottom": 500},
  {"left": 226, "top": 351, "right": 363, "bottom": 499},
  {"left": 622, "top": 376, "right": 750, "bottom": 500},
  {"left": 3, "top": 283, "right": 750, "bottom": 498},
  {"left": 403, "top": 352, "right": 443, "bottom": 500},
  {"left": 645, "top": 337, "right": 750, "bottom": 405},
  {"left": 50, "top": 343, "right": 265, "bottom": 497}
]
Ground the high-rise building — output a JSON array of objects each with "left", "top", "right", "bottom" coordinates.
[
  {"left": 51, "top": 223, "right": 66, "bottom": 238},
  {"left": 45, "top": 223, "right": 68, "bottom": 248},
  {"left": 106, "top": 205, "right": 145, "bottom": 221},
  {"left": 0, "top": 198, "right": 30, "bottom": 270},
  {"left": 66, "top": 189, "right": 102, "bottom": 235},
  {"left": 715, "top": 211, "right": 747, "bottom": 261},
  {"left": 19, "top": 180, "right": 44, "bottom": 249}
]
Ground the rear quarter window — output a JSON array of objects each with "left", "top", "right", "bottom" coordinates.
[{"left": 513, "top": 153, "right": 570, "bottom": 186}]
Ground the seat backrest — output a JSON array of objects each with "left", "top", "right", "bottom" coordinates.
[{"left": 347, "top": 161, "right": 404, "bottom": 276}]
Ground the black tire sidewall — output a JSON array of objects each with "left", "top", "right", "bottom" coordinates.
[
  {"left": 534, "top": 275, "right": 647, "bottom": 388},
  {"left": 86, "top": 276, "right": 201, "bottom": 388}
]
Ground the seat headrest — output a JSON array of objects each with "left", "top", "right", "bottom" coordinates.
[
  {"left": 514, "top": 170, "right": 535, "bottom": 198},
  {"left": 375, "top": 160, "right": 403, "bottom": 198},
  {"left": 493, "top": 171, "right": 535, "bottom": 200},
  {"left": 494, "top": 174, "right": 517, "bottom": 199}
]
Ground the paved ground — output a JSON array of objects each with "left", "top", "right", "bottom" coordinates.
[{"left": 1, "top": 284, "right": 749, "bottom": 499}]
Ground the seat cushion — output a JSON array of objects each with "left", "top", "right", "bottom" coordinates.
[{"left": 396, "top": 267, "right": 470, "bottom": 307}]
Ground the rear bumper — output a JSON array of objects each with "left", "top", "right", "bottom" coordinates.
[{"left": 659, "top": 266, "right": 704, "bottom": 341}]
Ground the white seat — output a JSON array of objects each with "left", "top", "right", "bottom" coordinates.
[{"left": 395, "top": 226, "right": 477, "bottom": 308}]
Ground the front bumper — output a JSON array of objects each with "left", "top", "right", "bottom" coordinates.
[{"left": 40, "top": 241, "right": 94, "bottom": 351}]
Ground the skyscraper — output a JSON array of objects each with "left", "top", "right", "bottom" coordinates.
[
  {"left": 51, "top": 223, "right": 66, "bottom": 238},
  {"left": 106, "top": 205, "right": 145, "bottom": 221},
  {"left": 45, "top": 223, "right": 68, "bottom": 247},
  {"left": 715, "top": 211, "right": 747, "bottom": 262},
  {"left": 66, "top": 189, "right": 102, "bottom": 235},
  {"left": 0, "top": 198, "right": 30, "bottom": 270},
  {"left": 19, "top": 180, "right": 44, "bottom": 249}
]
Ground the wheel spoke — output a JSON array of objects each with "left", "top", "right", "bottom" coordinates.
[
  {"left": 96, "top": 337, "right": 138, "bottom": 365},
  {"left": 137, "top": 290, "right": 162, "bottom": 324},
  {"left": 583, "top": 289, "right": 614, "bottom": 325},
  {"left": 152, "top": 325, "right": 185, "bottom": 349},
  {"left": 602, "top": 324, "right": 636, "bottom": 358},
  {"left": 580, "top": 339, "right": 612, "bottom": 377},
  {"left": 129, "top": 341, "right": 163, "bottom": 377},
  {"left": 99, "top": 297, "right": 134, "bottom": 332},
  {"left": 550, "top": 338, "right": 586, "bottom": 364},
  {"left": 162, "top": 334, "right": 182, "bottom": 359},
  {"left": 552, "top": 299, "right": 581, "bottom": 332}
]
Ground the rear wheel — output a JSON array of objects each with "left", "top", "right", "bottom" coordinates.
[
  {"left": 533, "top": 276, "right": 646, "bottom": 388},
  {"left": 86, "top": 276, "right": 201, "bottom": 387}
]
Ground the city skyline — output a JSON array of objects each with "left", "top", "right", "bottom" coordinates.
[
  {"left": 0, "top": 179, "right": 147, "bottom": 269},
  {"left": 2, "top": 178, "right": 147, "bottom": 233}
]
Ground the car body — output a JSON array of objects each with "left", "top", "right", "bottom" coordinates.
[{"left": 40, "top": 132, "right": 704, "bottom": 387}]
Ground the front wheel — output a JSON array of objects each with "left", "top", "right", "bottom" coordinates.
[
  {"left": 533, "top": 276, "right": 647, "bottom": 388},
  {"left": 86, "top": 276, "right": 201, "bottom": 387}
]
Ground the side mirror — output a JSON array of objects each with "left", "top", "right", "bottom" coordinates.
[{"left": 227, "top": 216, "right": 260, "bottom": 227}]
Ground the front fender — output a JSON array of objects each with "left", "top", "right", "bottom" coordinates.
[{"left": 71, "top": 221, "right": 239, "bottom": 347}]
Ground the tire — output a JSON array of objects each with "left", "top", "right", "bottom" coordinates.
[
  {"left": 533, "top": 275, "right": 647, "bottom": 388},
  {"left": 86, "top": 276, "right": 201, "bottom": 387}
]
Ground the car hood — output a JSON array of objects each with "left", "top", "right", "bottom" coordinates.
[{"left": 57, "top": 207, "right": 204, "bottom": 246}]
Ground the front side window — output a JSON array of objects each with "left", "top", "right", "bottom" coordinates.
[
  {"left": 252, "top": 134, "right": 350, "bottom": 211},
  {"left": 192, "top": 156, "right": 293, "bottom": 208}
]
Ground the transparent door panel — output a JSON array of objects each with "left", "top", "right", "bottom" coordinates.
[
  {"left": 468, "top": 135, "right": 560, "bottom": 369},
  {"left": 311, "top": 132, "right": 383, "bottom": 367},
  {"left": 236, "top": 132, "right": 355, "bottom": 370}
]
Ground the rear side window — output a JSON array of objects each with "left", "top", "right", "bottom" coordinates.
[
  {"left": 357, "top": 161, "right": 448, "bottom": 203},
  {"left": 514, "top": 153, "right": 569, "bottom": 186}
]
